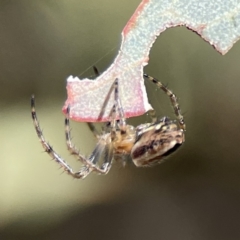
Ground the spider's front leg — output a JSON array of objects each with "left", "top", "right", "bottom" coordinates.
[
  {"left": 64, "top": 106, "right": 114, "bottom": 175},
  {"left": 31, "top": 95, "right": 92, "bottom": 179},
  {"left": 143, "top": 74, "right": 186, "bottom": 131}
]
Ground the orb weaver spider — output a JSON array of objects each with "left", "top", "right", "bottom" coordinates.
[{"left": 31, "top": 71, "right": 185, "bottom": 179}]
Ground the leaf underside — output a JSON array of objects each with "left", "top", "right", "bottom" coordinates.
[{"left": 63, "top": 0, "right": 240, "bottom": 122}]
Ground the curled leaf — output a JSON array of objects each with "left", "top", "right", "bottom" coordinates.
[{"left": 63, "top": 0, "right": 240, "bottom": 122}]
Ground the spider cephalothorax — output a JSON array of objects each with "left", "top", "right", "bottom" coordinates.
[{"left": 31, "top": 72, "right": 185, "bottom": 179}]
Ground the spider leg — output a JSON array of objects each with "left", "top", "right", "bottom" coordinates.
[
  {"left": 143, "top": 74, "right": 186, "bottom": 131},
  {"left": 112, "top": 77, "right": 127, "bottom": 131},
  {"left": 65, "top": 105, "right": 113, "bottom": 175},
  {"left": 93, "top": 65, "right": 100, "bottom": 76},
  {"left": 65, "top": 106, "right": 89, "bottom": 160},
  {"left": 88, "top": 136, "right": 114, "bottom": 174},
  {"left": 87, "top": 122, "right": 99, "bottom": 137},
  {"left": 31, "top": 95, "right": 93, "bottom": 179},
  {"left": 148, "top": 109, "right": 157, "bottom": 123}
]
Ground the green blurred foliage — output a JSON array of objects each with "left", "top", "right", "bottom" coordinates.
[{"left": 1, "top": 1, "right": 240, "bottom": 240}]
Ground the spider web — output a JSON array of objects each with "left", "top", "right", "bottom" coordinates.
[{"left": 63, "top": 0, "right": 240, "bottom": 122}]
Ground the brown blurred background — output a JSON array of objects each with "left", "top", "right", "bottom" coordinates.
[{"left": 1, "top": 1, "right": 240, "bottom": 240}]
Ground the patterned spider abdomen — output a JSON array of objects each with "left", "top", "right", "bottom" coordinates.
[{"left": 131, "top": 118, "right": 185, "bottom": 167}]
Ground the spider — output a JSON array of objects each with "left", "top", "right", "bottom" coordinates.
[{"left": 31, "top": 72, "right": 185, "bottom": 179}]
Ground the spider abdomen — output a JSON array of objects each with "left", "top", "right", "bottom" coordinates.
[{"left": 131, "top": 120, "right": 184, "bottom": 167}]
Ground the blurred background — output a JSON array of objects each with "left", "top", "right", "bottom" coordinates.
[{"left": 1, "top": 1, "right": 240, "bottom": 239}]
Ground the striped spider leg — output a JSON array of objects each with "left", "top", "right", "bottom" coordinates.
[{"left": 31, "top": 96, "right": 93, "bottom": 178}]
